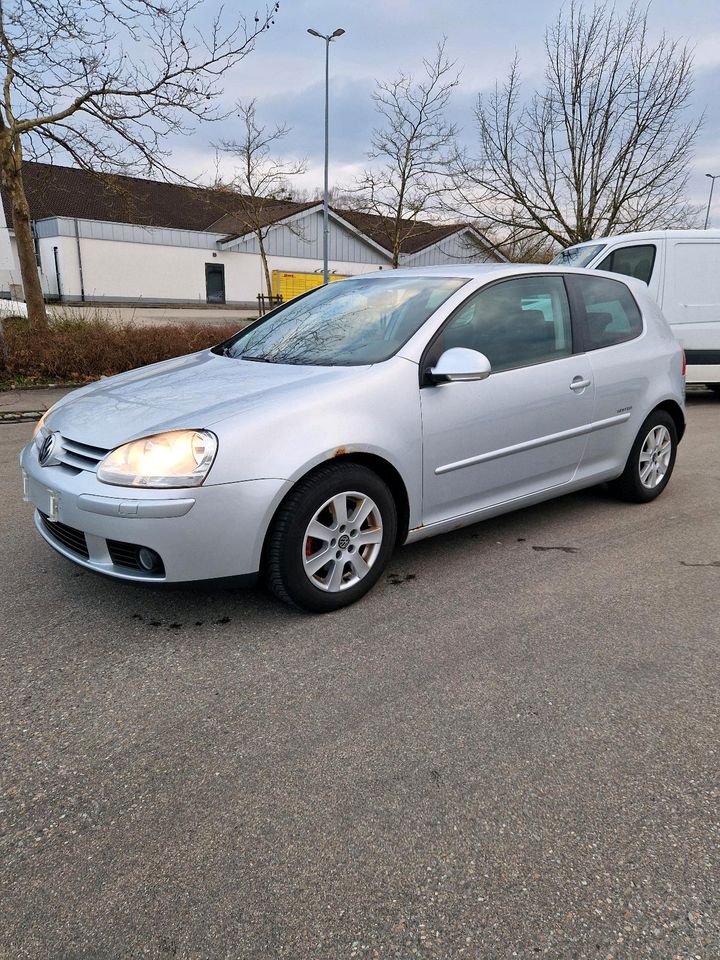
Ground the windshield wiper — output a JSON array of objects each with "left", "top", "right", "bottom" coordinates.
[{"left": 239, "top": 354, "right": 274, "bottom": 363}]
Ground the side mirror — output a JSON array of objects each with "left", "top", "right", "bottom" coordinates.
[{"left": 429, "top": 347, "right": 492, "bottom": 384}]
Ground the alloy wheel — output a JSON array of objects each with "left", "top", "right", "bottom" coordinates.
[
  {"left": 302, "top": 491, "right": 383, "bottom": 592},
  {"left": 639, "top": 425, "right": 672, "bottom": 489}
]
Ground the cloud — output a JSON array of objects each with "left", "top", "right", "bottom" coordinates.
[
  {"left": 161, "top": 0, "right": 719, "bottom": 205},
  {"left": 693, "top": 33, "right": 720, "bottom": 72}
]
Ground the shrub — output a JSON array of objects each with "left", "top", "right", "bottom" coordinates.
[{"left": 0, "top": 314, "right": 243, "bottom": 385}]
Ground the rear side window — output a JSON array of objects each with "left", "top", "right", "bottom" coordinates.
[
  {"left": 569, "top": 275, "right": 643, "bottom": 351},
  {"left": 436, "top": 275, "right": 572, "bottom": 373},
  {"left": 596, "top": 244, "right": 656, "bottom": 285}
]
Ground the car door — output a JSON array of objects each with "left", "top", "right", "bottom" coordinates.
[
  {"left": 565, "top": 273, "right": 648, "bottom": 476},
  {"left": 420, "top": 274, "right": 595, "bottom": 526}
]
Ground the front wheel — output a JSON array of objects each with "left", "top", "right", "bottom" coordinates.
[
  {"left": 607, "top": 410, "right": 677, "bottom": 503},
  {"left": 266, "top": 462, "right": 397, "bottom": 612}
]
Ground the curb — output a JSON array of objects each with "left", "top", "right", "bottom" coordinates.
[{"left": 0, "top": 410, "right": 44, "bottom": 424}]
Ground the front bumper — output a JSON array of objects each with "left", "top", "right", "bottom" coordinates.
[{"left": 20, "top": 441, "right": 291, "bottom": 583}]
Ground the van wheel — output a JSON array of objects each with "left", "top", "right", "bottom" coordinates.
[
  {"left": 707, "top": 384, "right": 720, "bottom": 398},
  {"left": 266, "top": 462, "right": 397, "bottom": 612},
  {"left": 607, "top": 410, "right": 677, "bottom": 503}
]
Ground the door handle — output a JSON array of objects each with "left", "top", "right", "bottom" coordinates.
[{"left": 570, "top": 377, "right": 591, "bottom": 391}]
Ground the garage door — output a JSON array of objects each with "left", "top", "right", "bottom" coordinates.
[{"left": 272, "top": 270, "right": 348, "bottom": 301}]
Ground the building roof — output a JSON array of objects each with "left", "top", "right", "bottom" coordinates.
[
  {"left": 335, "top": 210, "right": 464, "bottom": 256},
  {"left": 1, "top": 161, "right": 503, "bottom": 259},
  {"left": 0, "top": 162, "right": 305, "bottom": 234}
]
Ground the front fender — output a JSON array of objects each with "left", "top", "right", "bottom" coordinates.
[{"left": 205, "top": 357, "right": 424, "bottom": 530}]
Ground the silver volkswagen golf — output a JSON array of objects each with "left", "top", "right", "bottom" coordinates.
[{"left": 21, "top": 265, "right": 685, "bottom": 612}]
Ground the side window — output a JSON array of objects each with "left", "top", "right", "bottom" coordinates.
[
  {"left": 438, "top": 276, "right": 572, "bottom": 373},
  {"left": 570, "top": 275, "right": 643, "bottom": 350},
  {"left": 597, "top": 244, "right": 656, "bottom": 285}
]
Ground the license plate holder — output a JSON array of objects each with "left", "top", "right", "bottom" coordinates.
[
  {"left": 25, "top": 474, "right": 61, "bottom": 521},
  {"left": 47, "top": 489, "right": 60, "bottom": 522}
]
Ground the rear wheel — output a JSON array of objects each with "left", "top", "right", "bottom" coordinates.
[
  {"left": 707, "top": 383, "right": 720, "bottom": 398},
  {"left": 607, "top": 410, "right": 677, "bottom": 503},
  {"left": 266, "top": 462, "right": 397, "bottom": 612}
]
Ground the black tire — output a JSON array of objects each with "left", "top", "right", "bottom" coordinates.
[
  {"left": 266, "top": 462, "right": 397, "bottom": 612},
  {"left": 607, "top": 409, "right": 677, "bottom": 503},
  {"left": 707, "top": 384, "right": 720, "bottom": 398}
]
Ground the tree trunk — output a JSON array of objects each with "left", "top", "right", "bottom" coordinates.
[
  {"left": 0, "top": 156, "right": 48, "bottom": 332},
  {"left": 257, "top": 232, "right": 273, "bottom": 302},
  {"left": 391, "top": 235, "right": 400, "bottom": 269},
  {"left": 0, "top": 318, "right": 8, "bottom": 373}
]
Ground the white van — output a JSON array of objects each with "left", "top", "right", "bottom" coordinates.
[{"left": 551, "top": 230, "right": 720, "bottom": 393}]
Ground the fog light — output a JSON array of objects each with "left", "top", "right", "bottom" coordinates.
[{"left": 137, "top": 547, "right": 162, "bottom": 572}]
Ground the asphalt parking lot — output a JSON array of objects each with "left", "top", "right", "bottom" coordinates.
[{"left": 1, "top": 393, "right": 719, "bottom": 959}]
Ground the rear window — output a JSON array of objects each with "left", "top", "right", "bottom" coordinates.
[
  {"left": 569, "top": 275, "right": 643, "bottom": 350},
  {"left": 596, "top": 244, "right": 656, "bottom": 285}
]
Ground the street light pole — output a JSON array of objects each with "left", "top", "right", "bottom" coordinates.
[
  {"left": 308, "top": 27, "right": 345, "bottom": 284},
  {"left": 704, "top": 174, "right": 719, "bottom": 230}
]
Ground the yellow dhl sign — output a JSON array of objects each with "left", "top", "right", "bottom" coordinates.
[{"left": 272, "top": 270, "right": 348, "bottom": 301}]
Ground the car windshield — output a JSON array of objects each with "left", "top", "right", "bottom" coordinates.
[
  {"left": 215, "top": 275, "right": 469, "bottom": 366},
  {"left": 550, "top": 243, "right": 607, "bottom": 267}
]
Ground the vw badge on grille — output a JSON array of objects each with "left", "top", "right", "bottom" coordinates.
[{"left": 38, "top": 432, "right": 58, "bottom": 466}]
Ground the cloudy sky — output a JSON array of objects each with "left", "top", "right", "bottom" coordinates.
[{"left": 175, "top": 0, "right": 720, "bottom": 221}]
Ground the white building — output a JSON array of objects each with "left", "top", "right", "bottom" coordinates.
[{"left": 0, "top": 163, "right": 505, "bottom": 308}]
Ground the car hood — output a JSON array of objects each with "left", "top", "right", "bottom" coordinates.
[{"left": 46, "top": 350, "right": 369, "bottom": 449}]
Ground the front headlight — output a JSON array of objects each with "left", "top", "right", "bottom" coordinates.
[
  {"left": 33, "top": 407, "right": 53, "bottom": 441},
  {"left": 97, "top": 430, "right": 218, "bottom": 488}
]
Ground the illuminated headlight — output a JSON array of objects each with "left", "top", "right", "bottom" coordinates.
[{"left": 97, "top": 430, "right": 218, "bottom": 488}]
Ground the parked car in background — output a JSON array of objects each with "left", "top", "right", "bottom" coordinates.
[
  {"left": 552, "top": 230, "right": 720, "bottom": 394},
  {"left": 21, "top": 265, "right": 685, "bottom": 612}
]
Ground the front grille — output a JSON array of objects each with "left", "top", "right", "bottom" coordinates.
[
  {"left": 107, "top": 539, "right": 165, "bottom": 576},
  {"left": 39, "top": 512, "right": 90, "bottom": 559},
  {"left": 57, "top": 435, "right": 111, "bottom": 472}
]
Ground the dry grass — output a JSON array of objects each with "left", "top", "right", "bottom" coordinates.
[{"left": 0, "top": 314, "right": 242, "bottom": 386}]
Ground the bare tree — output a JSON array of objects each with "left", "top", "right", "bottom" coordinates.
[
  {"left": 488, "top": 230, "right": 557, "bottom": 264},
  {"left": 453, "top": 1, "right": 701, "bottom": 252},
  {"left": 0, "top": 0, "right": 279, "bottom": 331},
  {"left": 352, "top": 41, "right": 460, "bottom": 267},
  {"left": 214, "top": 100, "right": 306, "bottom": 297}
]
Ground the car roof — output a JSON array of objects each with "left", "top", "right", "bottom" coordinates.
[
  {"left": 355, "top": 262, "right": 650, "bottom": 302},
  {"left": 359, "top": 263, "right": 619, "bottom": 280}
]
